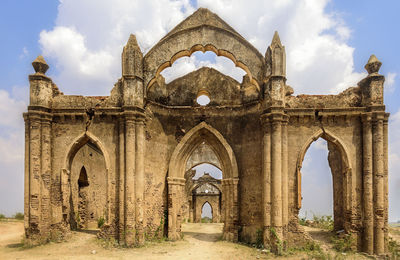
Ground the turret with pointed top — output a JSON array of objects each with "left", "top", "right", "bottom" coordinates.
[
  {"left": 358, "top": 54, "right": 385, "bottom": 107},
  {"left": 29, "top": 55, "right": 53, "bottom": 108},
  {"left": 122, "top": 34, "right": 143, "bottom": 78},
  {"left": 263, "top": 31, "right": 287, "bottom": 109},
  {"left": 265, "top": 31, "right": 286, "bottom": 77},
  {"left": 121, "top": 34, "right": 144, "bottom": 108}
]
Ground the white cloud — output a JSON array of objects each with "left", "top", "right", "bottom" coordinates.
[
  {"left": 19, "top": 47, "right": 29, "bottom": 59},
  {"left": 161, "top": 52, "right": 246, "bottom": 83},
  {"left": 386, "top": 72, "right": 396, "bottom": 93},
  {"left": 197, "top": 0, "right": 365, "bottom": 94}
]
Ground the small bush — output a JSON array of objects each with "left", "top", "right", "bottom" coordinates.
[
  {"left": 0, "top": 213, "right": 5, "bottom": 219},
  {"left": 97, "top": 216, "right": 105, "bottom": 228},
  {"left": 13, "top": 212, "right": 24, "bottom": 220},
  {"left": 388, "top": 237, "right": 400, "bottom": 259},
  {"left": 331, "top": 234, "right": 353, "bottom": 252},
  {"left": 201, "top": 217, "right": 212, "bottom": 223}
]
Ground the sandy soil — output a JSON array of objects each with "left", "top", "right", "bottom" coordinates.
[
  {"left": 0, "top": 222, "right": 271, "bottom": 260},
  {"left": 1, "top": 221, "right": 396, "bottom": 259}
]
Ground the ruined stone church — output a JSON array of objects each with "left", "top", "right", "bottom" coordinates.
[{"left": 24, "top": 8, "right": 389, "bottom": 255}]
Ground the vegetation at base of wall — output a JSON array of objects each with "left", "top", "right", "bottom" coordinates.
[
  {"left": 299, "top": 214, "right": 334, "bottom": 231},
  {"left": 13, "top": 212, "right": 24, "bottom": 220},
  {"left": 255, "top": 228, "right": 263, "bottom": 249},
  {"left": 331, "top": 234, "right": 353, "bottom": 252},
  {"left": 201, "top": 217, "right": 212, "bottom": 223},
  {"left": 97, "top": 216, "right": 105, "bottom": 228},
  {"left": 388, "top": 237, "right": 400, "bottom": 259}
]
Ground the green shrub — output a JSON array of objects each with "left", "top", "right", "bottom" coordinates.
[
  {"left": 388, "top": 237, "right": 400, "bottom": 259},
  {"left": 0, "top": 213, "right": 5, "bottom": 219},
  {"left": 97, "top": 216, "right": 105, "bottom": 228},
  {"left": 331, "top": 234, "right": 353, "bottom": 252},
  {"left": 13, "top": 212, "right": 24, "bottom": 220},
  {"left": 312, "top": 215, "right": 333, "bottom": 231},
  {"left": 201, "top": 217, "right": 212, "bottom": 223}
]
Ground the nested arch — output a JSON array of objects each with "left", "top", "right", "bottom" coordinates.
[
  {"left": 168, "top": 122, "right": 238, "bottom": 179},
  {"left": 63, "top": 131, "right": 112, "bottom": 222},
  {"left": 144, "top": 22, "right": 264, "bottom": 93}
]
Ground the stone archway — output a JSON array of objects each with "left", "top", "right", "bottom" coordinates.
[
  {"left": 295, "top": 129, "right": 352, "bottom": 232},
  {"left": 61, "top": 131, "right": 111, "bottom": 229},
  {"left": 167, "top": 122, "right": 239, "bottom": 241}
]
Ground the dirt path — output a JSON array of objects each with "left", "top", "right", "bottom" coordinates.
[
  {"left": 0, "top": 221, "right": 390, "bottom": 259},
  {"left": 0, "top": 222, "right": 269, "bottom": 259}
]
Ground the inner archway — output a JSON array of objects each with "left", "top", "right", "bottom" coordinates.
[
  {"left": 201, "top": 202, "right": 213, "bottom": 222},
  {"left": 167, "top": 122, "right": 239, "bottom": 241}
]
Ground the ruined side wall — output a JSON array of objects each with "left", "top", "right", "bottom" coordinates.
[{"left": 50, "top": 116, "right": 119, "bottom": 230}]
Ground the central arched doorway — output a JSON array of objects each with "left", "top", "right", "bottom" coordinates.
[{"left": 167, "top": 122, "right": 239, "bottom": 241}]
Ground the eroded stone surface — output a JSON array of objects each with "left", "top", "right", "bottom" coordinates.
[{"left": 23, "top": 8, "right": 389, "bottom": 256}]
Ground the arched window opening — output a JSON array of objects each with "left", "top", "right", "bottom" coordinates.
[
  {"left": 201, "top": 202, "right": 213, "bottom": 222},
  {"left": 78, "top": 166, "right": 89, "bottom": 188},
  {"left": 161, "top": 51, "right": 246, "bottom": 83},
  {"left": 192, "top": 163, "right": 222, "bottom": 180}
]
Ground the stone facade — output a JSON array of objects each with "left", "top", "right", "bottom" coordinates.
[{"left": 23, "top": 8, "right": 389, "bottom": 255}]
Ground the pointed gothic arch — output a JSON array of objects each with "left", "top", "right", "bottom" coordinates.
[
  {"left": 61, "top": 131, "right": 112, "bottom": 227},
  {"left": 295, "top": 129, "right": 353, "bottom": 232},
  {"left": 167, "top": 122, "right": 239, "bottom": 241}
]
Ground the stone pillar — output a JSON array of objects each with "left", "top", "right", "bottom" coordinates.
[
  {"left": 221, "top": 179, "right": 230, "bottom": 240},
  {"left": 24, "top": 114, "right": 30, "bottom": 232},
  {"left": 118, "top": 118, "right": 125, "bottom": 242},
  {"left": 261, "top": 116, "right": 271, "bottom": 244},
  {"left": 383, "top": 114, "right": 389, "bottom": 251},
  {"left": 281, "top": 117, "right": 288, "bottom": 229},
  {"left": 362, "top": 114, "right": 374, "bottom": 254},
  {"left": 135, "top": 118, "right": 145, "bottom": 245},
  {"left": 167, "top": 177, "right": 185, "bottom": 240},
  {"left": 271, "top": 115, "right": 283, "bottom": 239},
  {"left": 125, "top": 116, "right": 136, "bottom": 246},
  {"left": 40, "top": 113, "right": 52, "bottom": 235},
  {"left": 28, "top": 114, "right": 42, "bottom": 237},
  {"left": 373, "top": 114, "right": 384, "bottom": 255}
]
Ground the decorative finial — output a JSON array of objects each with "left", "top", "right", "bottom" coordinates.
[
  {"left": 32, "top": 55, "right": 49, "bottom": 75},
  {"left": 364, "top": 54, "right": 382, "bottom": 75},
  {"left": 271, "top": 31, "right": 282, "bottom": 47},
  {"left": 125, "top": 34, "right": 140, "bottom": 50}
]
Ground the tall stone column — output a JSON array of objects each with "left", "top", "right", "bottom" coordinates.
[
  {"left": 383, "top": 114, "right": 389, "bottom": 250},
  {"left": 28, "top": 114, "right": 42, "bottom": 237},
  {"left": 125, "top": 115, "right": 136, "bottom": 246},
  {"left": 271, "top": 114, "right": 283, "bottom": 239},
  {"left": 135, "top": 118, "right": 145, "bottom": 245},
  {"left": 373, "top": 114, "right": 384, "bottom": 255},
  {"left": 23, "top": 114, "right": 30, "bottom": 232},
  {"left": 261, "top": 116, "right": 271, "bottom": 244},
  {"left": 40, "top": 113, "right": 52, "bottom": 235},
  {"left": 281, "top": 117, "right": 288, "bottom": 229},
  {"left": 362, "top": 114, "right": 374, "bottom": 254},
  {"left": 118, "top": 118, "right": 125, "bottom": 242}
]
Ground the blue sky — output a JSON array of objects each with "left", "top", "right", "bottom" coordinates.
[{"left": 0, "top": 0, "right": 399, "bottom": 221}]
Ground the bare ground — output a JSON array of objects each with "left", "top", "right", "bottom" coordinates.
[{"left": 0, "top": 221, "right": 398, "bottom": 259}]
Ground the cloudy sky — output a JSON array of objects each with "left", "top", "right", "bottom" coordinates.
[{"left": 0, "top": 0, "right": 399, "bottom": 221}]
